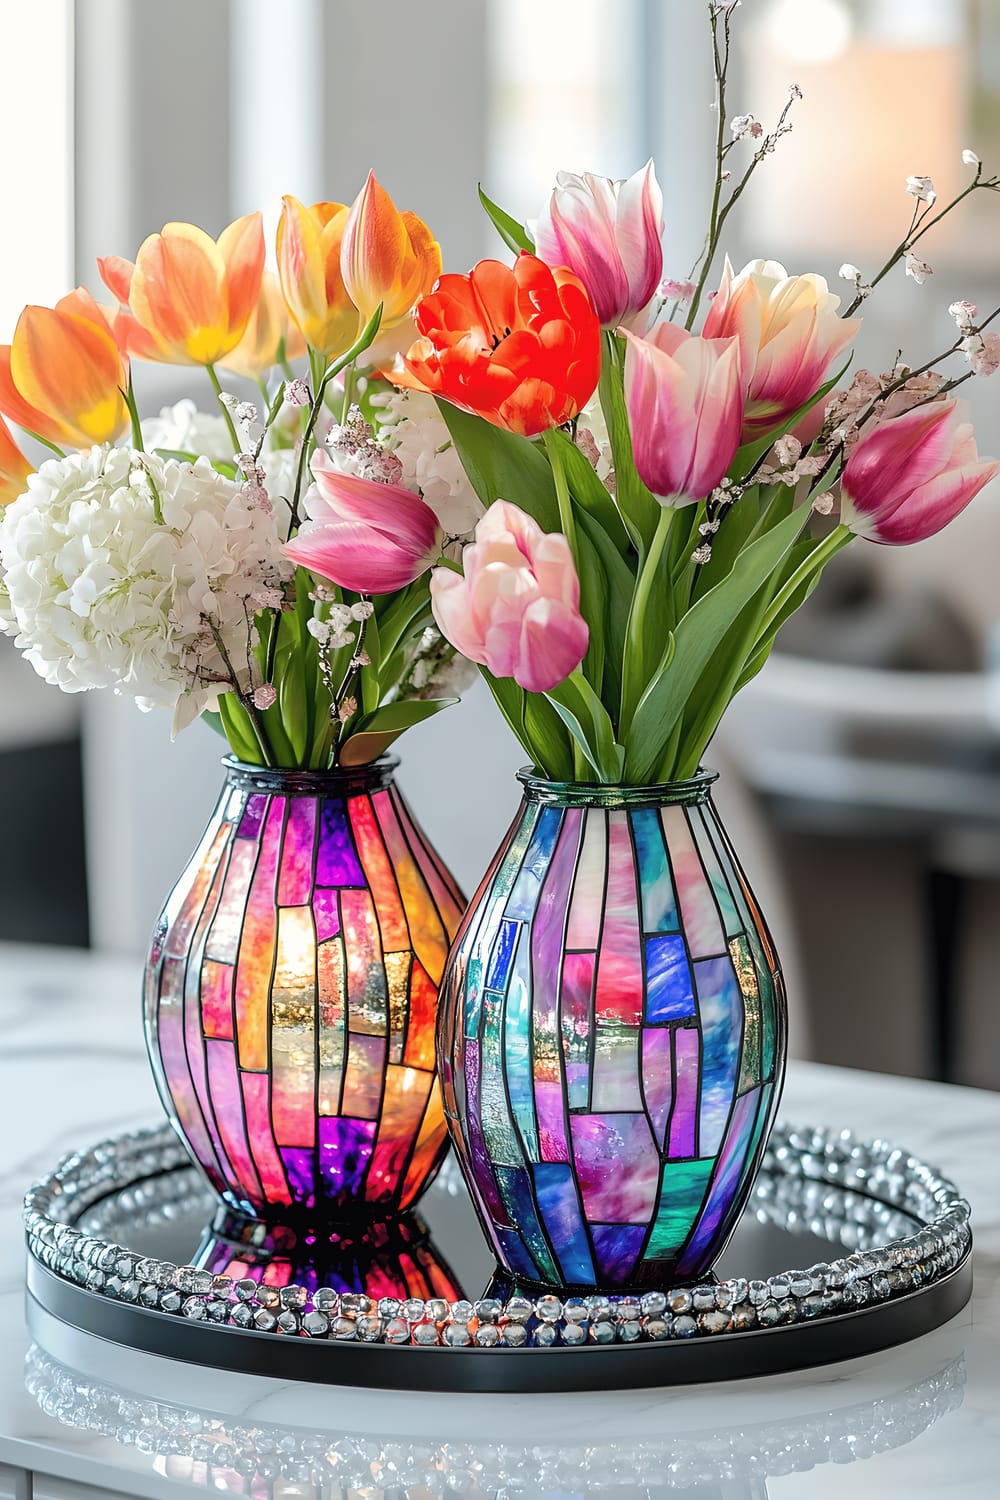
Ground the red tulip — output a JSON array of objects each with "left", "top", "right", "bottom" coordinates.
[{"left": 391, "top": 254, "right": 601, "bottom": 437}]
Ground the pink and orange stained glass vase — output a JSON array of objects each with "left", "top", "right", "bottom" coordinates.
[
  {"left": 437, "top": 771, "right": 787, "bottom": 1292},
  {"left": 144, "top": 758, "right": 464, "bottom": 1218}
]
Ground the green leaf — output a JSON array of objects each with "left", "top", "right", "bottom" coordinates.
[
  {"left": 547, "top": 425, "right": 630, "bottom": 553},
  {"left": 359, "top": 611, "right": 381, "bottom": 716},
  {"left": 217, "top": 692, "right": 262, "bottom": 763},
  {"left": 624, "top": 505, "right": 809, "bottom": 782},
  {"left": 437, "top": 402, "right": 560, "bottom": 531},
  {"left": 545, "top": 673, "right": 624, "bottom": 783},
  {"left": 338, "top": 697, "right": 457, "bottom": 766},
  {"left": 478, "top": 185, "right": 535, "bottom": 254},
  {"left": 200, "top": 708, "right": 227, "bottom": 739},
  {"left": 621, "top": 630, "right": 676, "bottom": 777},
  {"left": 482, "top": 670, "right": 574, "bottom": 780}
]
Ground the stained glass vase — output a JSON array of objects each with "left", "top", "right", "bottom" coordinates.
[
  {"left": 437, "top": 771, "right": 787, "bottom": 1291},
  {"left": 145, "top": 757, "right": 464, "bottom": 1218}
]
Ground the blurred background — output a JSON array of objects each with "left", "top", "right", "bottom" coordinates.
[{"left": 2, "top": 0, "right": 999, "bottom": 1088}]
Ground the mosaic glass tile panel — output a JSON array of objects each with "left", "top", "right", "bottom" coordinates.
[
  {"left": 145, "top": 760, "right": 463, "bottom": 1217},
  {"left": 438, "top": 775, "right": 786, "bottom": 1291}
]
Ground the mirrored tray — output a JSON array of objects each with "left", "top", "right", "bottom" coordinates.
[{"left": 24, "top": 1122, "right": 972, "bottom": 1392}]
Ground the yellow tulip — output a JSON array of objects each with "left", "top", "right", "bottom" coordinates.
[
  {"left": 221, "top": 271, "right": 306, "bottom": 380},
  {"left": 99, "top": 214, "right": 265, "bottom": 366},
  {"left": 0, "top": 415, "right": 32, "bottom": 504},
  {"left": 276, "top": 196, "right": 359, "bottom": 361},
  {"left": 340, "top": 171, "right": 441, "bottom": 331},
  {"left": 0, "top": 288, "right": 129, "bottom": 449}
]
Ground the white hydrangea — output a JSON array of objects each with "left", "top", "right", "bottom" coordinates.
[
  {"left": 142, "top": 399, "right": 299, "bottom": 520},
  {"left": 373, "top": 389, "right": 485, "bottom": 538},
  {"left": 0, "top": 446, "right": 292, "bottom": 735}
]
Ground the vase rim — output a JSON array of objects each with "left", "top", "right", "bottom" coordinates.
[
  {"left": 516, "top": 766, "right": 719, "bottom": 808},
  {"left": 221, "top": 755, "right": 399, "bottom": 795}
]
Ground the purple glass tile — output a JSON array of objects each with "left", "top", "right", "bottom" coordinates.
[
  {"left": 313, "top": 888, "right": 341, "bottom": 943},
  {"left": 318, "top": 1116, "right": 376, "bottom": 1198},
  {"left": 590, "top": 1223, "right": 646, "bottom": 1286},
  {"left": 237, "top": 793, "right": 268, "bottom": 840},
  {"left": 695, "top": 956, "right": 742, "bottom": 1155},
  {"left": 535, "top": 1079, "right": 570, "bottom": 1162},
  {"left": 570, "top": 1113, "right": 658, "bottom": 1224},
  {"left": 316, "top": 798, "right": 366, "bottom": 887},
  {"left": 669, "top": 1026, "right": 700, "bottom": 1157},
  {"left": 675, "top": 1087, "right": 761, "bottom": 1277},
  {"left": 641, "top": 1027, "right": 673, "bottom": 1148}
]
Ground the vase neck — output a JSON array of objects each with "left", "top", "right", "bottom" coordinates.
[
  {"left": 222, "top": 756, "right": 398, "bottom": 797},
  {"left": 516, "top": 768, "right": 718, "bottom": 810}
]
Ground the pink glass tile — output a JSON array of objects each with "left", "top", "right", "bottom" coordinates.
[
  {"left": 535, "top": 1079, "right": 570, "bottom": 1162},
  {"left": 205, "top": 838, "right": 257, "bottom": 964},
  {"left": 340, "top": 888, "right": 386, "bottom": 1033},
  {"left": 164, "top": 822, "right": 229, "bottom": 958},
  {"left": 662, "top": 806, "right": 725, "bottom": 958},
  {"left": 350, "top": 794, "right": 410, "bottom": 950},
  {"left": 594, "top": 813, "right": 643, "bottom": 1026},
  {"left": 570, "top": 1112, "right": 659, "bottom": 1224},
  {"left": 391, "top": 786, "right": 464, "bottom": 935},
  {"left": 201, "top": 959, "right": 234, "bottom": 1040},
  {"left": 234, "top": 797, "right": 286, "bottom": 1070},
  {"left": 342, "top": 1032, "right": 386, "bottom": 1119},
  {"left": 240, "top": 1071, "right": 293, "bottom": 1205},
  {"left": 372, "top": 789, "right": 449, "bottom": 981},
  {"left": 313, "top": 888, "right": 340, "bottom": 943},
  {"left": 642, "top": 1027, "right": 674, "bottom": 1148},
  {"left": 565, "top": 810, "right": 606, "bottom": 949},
  {"left": 205, "top": 1038, "right": 264, "bottom": 1204},
  {"left": 669, "top": 1025, "right": 701, "bottom": 1157},
  {"left": 277, "top": 797, "right": 317, "bottom": 905}
]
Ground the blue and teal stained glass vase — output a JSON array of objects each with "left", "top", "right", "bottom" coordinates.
[{"left": 437, "top": 770, "right": 787, "bottom": 1291}]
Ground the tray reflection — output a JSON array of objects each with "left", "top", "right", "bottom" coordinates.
[{"left": 75, "top": 1153, "right": 923, "bottom": 1303}]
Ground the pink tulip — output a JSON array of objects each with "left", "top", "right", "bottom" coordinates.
[
  {"left": 840, "top": 399, "right": 999, "bottom": 545},
  {"left": 430, "top": 501, "right": 588, "bottom": 693},
  {"left": 703, "top": 257, "right": 861, "bottom": 441},
  {"left": 284, "top": 449, "right": 444, "bottom": 592},
  {"left": 621, "top": 323, "right": 745, "bottom": 502},
  {"left": 533, "top": 162, "right": 663, "bottom": 326}
]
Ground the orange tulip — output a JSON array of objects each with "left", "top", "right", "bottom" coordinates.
[
  {"left": 392, "top": 254, "right": 601, "bottom": 436},
  {"left": 340, "top": 171, "right": 441, "bottom": 331},
  {"left": 221, "top": 271, "right": 306, "bottom": 379},
  {"left": 0, "top": 288, "right": 129, "bottom": 449},
  {"left": 276, "top": 196, "right": 358, "bottom": 360},
  {"left": 98, "top": 214, "right": 265, "bottom": 366},
  {"left": 0, "top": 416, "right": 32, "bottom": 504}
]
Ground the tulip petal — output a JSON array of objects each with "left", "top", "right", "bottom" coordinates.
[
  {"left": 0, "top": 415, "right": 33, "bottom": 504},
  {"left": 430, "top": 566, "right": 488, "bottom": 664},
  {"left": 218, "top": 212, "right": 266, "bottom": 336},
  {"left": 0, "top": 345, "right": 70, "bottom": 446},
  {"left": 285, "top": 518, "right": 429, "bottom": 593},
  {"left": 341, "top": 171, "right": 408, "bottom": 324},
  {"left": 97, "top": 255, "right": 136, "bottom": 305},
  {"left": 309, "top": 453, "right": 443, "bottom": 555},
  {"left": 10, "top": 306, "right": 128, "bottom": 446}
]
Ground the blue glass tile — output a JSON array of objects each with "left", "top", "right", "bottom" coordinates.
[
  {"left": 645, "top": 934, "right": 695, "bottom": 1021},
  {"left": 532, "top": 1162, "right": 596, "bottom": 1285},
  {"left": 495, "top": 1225, "right": 541, "bottom": 1281},
  {"left": 589, "top": 1223, "right": 646, "bottom": 1286},
  {"left": 506, "top": 806, "right": 563, "bottom": 920},
  {"left": 632, "top": 807, "right": 679, "bottom": 932},
  {"left": 505, "top": 928, "right": 539, "bottom": 1158},
  {"left": 486, "top": 918, "right": 519, "bottom": 992},
  {"left": 495, "top": 1165, "right": 559, "bottom": 1282}
]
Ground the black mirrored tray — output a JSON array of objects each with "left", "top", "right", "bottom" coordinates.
[{"left": 24, "top": 1122, "right": 972, "bottom": 1392}]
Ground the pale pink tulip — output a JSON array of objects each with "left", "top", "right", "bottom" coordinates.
[
  {"left": 621, "top": 323, "right": 745, "bottom": 502},
  {"left": 533, "top": 162, "right": 663, "bottom": 325},
  {"left": 284, "top": 449, "right": 444, "bottom": 592},
  {"left": 703, "top": 257, "right": 861, "bottom": 441},
  {"left": 841, "top": 399, "right": 999, "bottom": 545},
  {"left": 430, "top": 501, "right": 588, "bottom": 693}
]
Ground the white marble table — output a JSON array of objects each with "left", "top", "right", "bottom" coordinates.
[{"left": 0, "top": 940, "right": 997, "bottom": 1499}]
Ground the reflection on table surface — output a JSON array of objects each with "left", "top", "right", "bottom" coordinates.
[{"left": 25, "top": 1328, "right": 966, "bottom": 1498}]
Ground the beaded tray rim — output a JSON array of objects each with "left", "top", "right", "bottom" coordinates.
[{"left": 23, "top": 1122, "right": 973, "bottom": 1393}]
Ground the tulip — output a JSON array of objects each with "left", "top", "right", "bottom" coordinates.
[
  {"left": 430, "top": 500, "right": 588, "bottom": 693},
  {"left": 221, "top": 271, "right": 306, "bottom": 379},
  {"left": 340, "top": 171, "right": 442, "bottom": 333},
  {"left": 284, "top": 449, "right": 444, "bottom": 592},
  {"left": 393, "top": 254, "right": 601, "bottom": 437},
  {"left": 0, "top": 288, "right": 129, "bottom": 448},
  {"left": 533, "top": 161, "right": 664, "bottom": 325},
  {"left": 702, "top": 257, "right": 861, "bottom": 441},
  {"left": 621, "top": 323, "right": 744, "bottom": 502},
  {"left": 840, "top": 399, "right": 999, "bottom": 545},
  {"left": 276, "top": 196, "right": 360, "bottom": 361},
  {"left": 98, "top": 213, "right": 265, "bottom": 366},
  {"left": 0, "top": 416, "right": 32, "bottom": 504}
]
